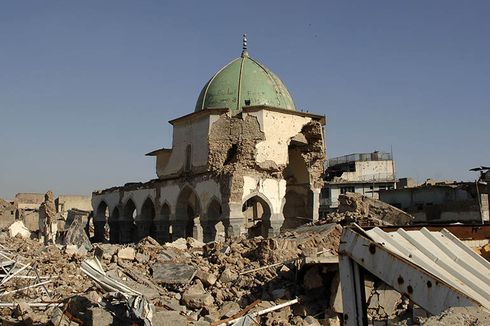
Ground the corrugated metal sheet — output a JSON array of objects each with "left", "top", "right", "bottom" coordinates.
[{"left": 366, "top": 227, "right": 490, "bottom": 310}]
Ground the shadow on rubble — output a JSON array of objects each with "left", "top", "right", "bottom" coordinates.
[
  {"left": 5, "top": 292, "right": 144, "bottom": 326},
  {"left": 227, "top": 259, "right": 337, "bottom": 321}
]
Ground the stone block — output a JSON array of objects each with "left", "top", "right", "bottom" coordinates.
[
  {"left": 166, "top": 238, "right": 188, "bottom": 250},
  {"left": 152, "top": 263, "right": 197, "bottom": 285},
  {"left": 218, "top": 268, "right": 237, "bottom": 283},
  {"left": 219, "top": 301, "right": 240, "bottom": 318},
  {"left": 195, "top": 269, "right": 217, "bottom": 286},
  {"left": 182, "top": 282, "right": 215, "bottom": 310},
  {"left": 87, "top": 307, "right": 114, "bottom": 326},
  {"left": 151, "top": 311, "right": 189, "bottom": 326},
  {"left": 117, "top": 247, "right": 136, "bottom": 261}
]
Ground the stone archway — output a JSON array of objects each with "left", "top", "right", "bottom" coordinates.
[
  {"left": 122, "top": 199, "right": 137, "bottom": 243},
  {"left": 282, "top": 131, "right": 314, "bottom": 227},
  {"left": 109, "top": 207, "right": 120, "bottom": 244},
  {"left": 94, "top": 201, "right": 109, "bottom": 242},
  {"left": 203, "top": 198, "right": 223, "bottom": 242},
  {"left": 138, "top": 197, "right": 155, "bottom": 241},
  {"left": 242, "top": 195, "right": 272, "bottom": 238},
  {"left": 155, "top": 203, "right": 171, "bottom": 243},
  {"left": 174, "top": 187, "right": 201, "bottom": 240}
]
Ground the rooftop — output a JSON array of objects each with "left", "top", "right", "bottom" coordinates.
[{"left": 328, "top": 151, "right": 392, "bottom": 167}]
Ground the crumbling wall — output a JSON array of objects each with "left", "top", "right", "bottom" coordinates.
[
  {"left": 208, "top": 114, "right": 268, "bottom": 204},
  {"left": 56, "top": 195, "right": 92, "bottom": 212},
  {"left": 293, "top": 121, "right": 326, "bottom": 189},
  {"left": 15, "top": 193, "right": 44, "bottom": 210},
  {"left": 208, "top": 113, "right": 325, "bottom": 208},
  {"left": 0, "top": 198, "right": 16, "bottom": 228}
]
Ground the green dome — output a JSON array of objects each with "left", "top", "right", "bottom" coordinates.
[{"left": 195, "top": 53, "right": 296, "bottom": 112}]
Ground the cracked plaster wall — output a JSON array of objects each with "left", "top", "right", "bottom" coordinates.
[{"left": 161, "top": 115, "right": 210, "bottom": 177}]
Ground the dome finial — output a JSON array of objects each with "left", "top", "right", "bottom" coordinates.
[{"left": 241, "top": 33, "right": 248, "bottom": 57}]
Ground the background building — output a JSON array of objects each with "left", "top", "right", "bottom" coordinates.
[
  {"left": 379, "top": 181, "right": 489, "bottom": 224},
  {"left": 320, "top": 151, "right": 396, "bottom": 217}
]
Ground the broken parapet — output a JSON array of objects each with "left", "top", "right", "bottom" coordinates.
[{"left": 338, "top": 192, "right": 413, "bottom": 225}]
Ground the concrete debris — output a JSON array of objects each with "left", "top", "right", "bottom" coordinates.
[
  {"left": 0, "top": 209, "right": 487, "bottom": 326},
  {"left": 166, "top": 238, "right": 188, "bottom": 250},
  {"left": 152, "top": 263, "right": 198, "bottom": 285},
  {"left": 323, "top": 192, "right": 414, "bottom": 226},
  {"left": 420, "top": 306, "right": 490, "bottom": 325},
  {"left": 117, "top": 247, "right": 136, "bottom": 261},
  {"left": 7, "top": 220, "right": 31, "bottom": 239},
  {"left": 0, "top": 222, "right": 345, "bottom": 325},
  {"left": 60, "top": 215, "right": 93, "bottom": 251}
]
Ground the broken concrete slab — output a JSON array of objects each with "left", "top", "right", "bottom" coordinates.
[{"left": 151, "top": 263, "right": 197, "bottom": 285}]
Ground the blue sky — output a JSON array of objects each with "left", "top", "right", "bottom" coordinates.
[{"left": 1, "top": 1, "right": 489, "bottom": 199}]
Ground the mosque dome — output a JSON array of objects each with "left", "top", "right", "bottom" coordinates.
[{"left": 195, "top": 36, "right": 296, "bottom": 112}]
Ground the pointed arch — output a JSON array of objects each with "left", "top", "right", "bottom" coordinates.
[
  {"left": 138, "top": 197, "right": 155, "bottom": 241},
  {"left": 109, "top": 206, "right": 121, "bottom": 244},
  {"left": 242, "top": 192, "right": 272, "bottom": 238},
  {"left": 122, "top": 199, "right": 137, "bottom": 243},
  {"left": 203, "top": 197, "right": 223, "bottom": 242},
  {"left": 175, "top": 186, "right": 201, "bottom": 239},
  {"left": 94, "top": 201, "right": 109, "bottom": 242},
  {"left": 157, "top": 201, "right": 172, "bottom": 243},
  {"left": 123, "top": 199, "right": 137, "bottom": 220}
]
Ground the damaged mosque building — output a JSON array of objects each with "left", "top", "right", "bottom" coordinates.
[{"left": 92, "top": 37, "right": 326, "bottom": 244}]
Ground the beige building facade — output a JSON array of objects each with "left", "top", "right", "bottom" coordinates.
[{"left": 92, "top": 41, "right": 326, "bottom": 244}]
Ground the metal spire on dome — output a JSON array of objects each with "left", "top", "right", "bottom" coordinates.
[{"left": 241, "top": 33, "right": 248, "bottom": 57}]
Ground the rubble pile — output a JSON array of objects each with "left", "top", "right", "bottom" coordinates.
[
  {"left": 365, "top": 280, "right": 408, "bottom": 321},
  {"left": 0, "top": 235, "right": 94, "bottom": 324},
  {"left": 322, "top": 192, "right": 414, "bottom": 226},
  {"left": 0, "top": 224, "right": 343, "bottom": 325},
  {"left": 420, "top": 306, "right": 490, "bottom": 325}
]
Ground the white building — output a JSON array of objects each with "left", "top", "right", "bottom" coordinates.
[{"left": 320, "top": 151, "right": 396, "bottom": 216}]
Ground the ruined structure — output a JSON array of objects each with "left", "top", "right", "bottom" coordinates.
[
  {"left": 320, "top": 151, "right": 396, "bottom": 217},
  {"left": 39, "top": 191, "right": 56, "bottom": 245},
  {"left": 92, "top": 37, "right": 326, "bottom": 244}
]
